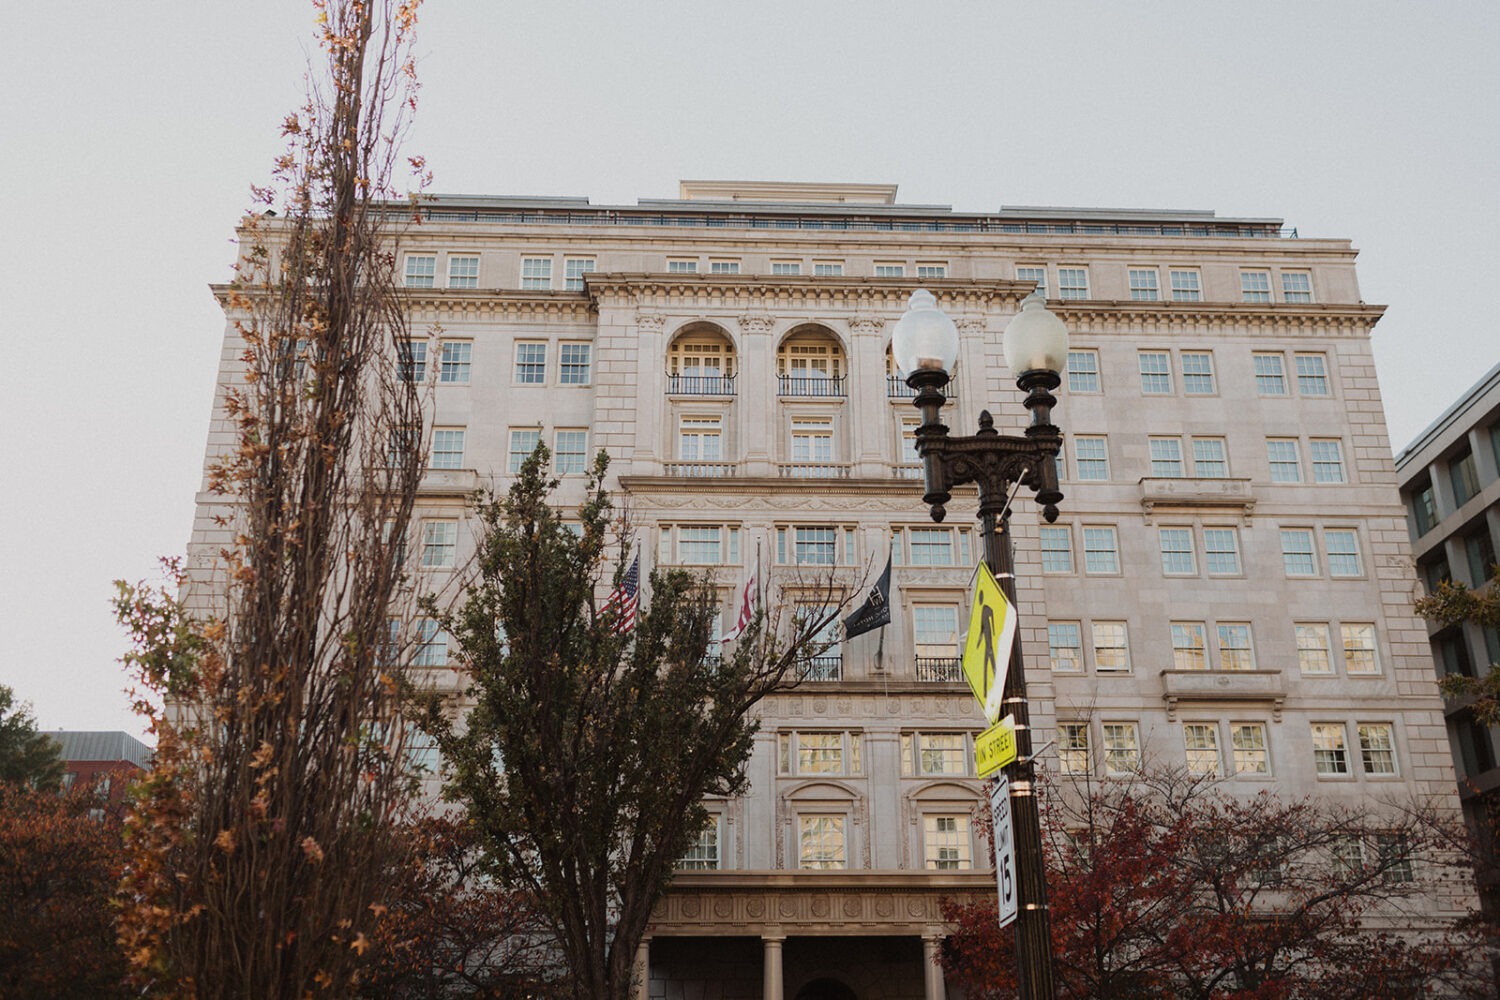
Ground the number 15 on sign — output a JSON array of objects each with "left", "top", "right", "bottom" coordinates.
[{"left": 989, "top": 775, "right": 1018, "bottom": 929}]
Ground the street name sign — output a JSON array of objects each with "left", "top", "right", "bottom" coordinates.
[
  {"left": 988, "top": 775, "right": 1018, "bottom": 928},
  {"left": 974, "top": 715, "right": 1017, "bottom": 778},
  {"left": 962, "top": 561, "right": 1016, "bottom": 724}
]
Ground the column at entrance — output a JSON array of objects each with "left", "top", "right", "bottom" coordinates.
[
  {"left": 921, "top": 930, "right": 948, "bottom": 1000},
  {"left": 632, "top": 937, "right": 651, "bottom": 1000},
  {"left": 762, "top": 931, "right": 786, "bottom": 1000}
]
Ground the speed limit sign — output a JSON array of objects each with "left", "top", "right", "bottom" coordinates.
[{"left": 988, "top": 775, "right": 1018, "bottom": 928}]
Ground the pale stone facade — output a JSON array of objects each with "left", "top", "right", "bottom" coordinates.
[{"left": 193, "top": 182, "right": 1469, "bottom": 999}]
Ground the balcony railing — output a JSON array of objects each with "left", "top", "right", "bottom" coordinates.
[
  {"left": 895, "top": 464, "right": 924, "bottom": 480},
  {"left": 778, "top": 375, "right": 847, "bottom": 398},
  {"left": 916, "top": 657, "right": 963, "bottom": 683},
  {"left": 664, "top": 462, "right": 737, "bottom": 478},
  {"left": 666, "top": 373, "right": 736, "bottom": 395},
  {"left": 778, "top": 463, "right": 852, "bottom": 480},
  {"left": 798, "top": 656, "right": 843, "bottom": 682},
  {"left": 887, "top": 375, "right": 956, "bottom": 400}
]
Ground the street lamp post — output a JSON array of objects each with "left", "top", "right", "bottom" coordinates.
[{"left": 892, "top": 289, "right": 1068, "bottom": 1000}]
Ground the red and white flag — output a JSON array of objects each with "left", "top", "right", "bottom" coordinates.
[
  {"left": 602, "top": 553, "right": 640, "bottom": 634},
  {"left": 722, "top": 572, "right": 757, "bottom": 642}
]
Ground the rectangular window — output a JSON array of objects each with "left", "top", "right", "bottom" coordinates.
[
  {"left": 1169, "top": 270, "right": 1202, "bottom": 301},
  {"left": 413, "top": 618, "right": 446, "bottom": 666},
  {"left": 1138, "top": 351, "right": 1172, "bottom": 394},
  {"left": 521, "top": 256, "right": 552, "bottom": 290},
  {"left": 1267, "top": 439, "right": 1302, "bottom": 483},
  {"left": 790, "top": 417, "right": 834, "bottom": 465},
  {"left": 901, "top": 732, "right": 967, "bottom": 776},
  {"left": 388, "top": 426, "right": 418, "bottom": 469},
  {"left": 555, "top": 429, "right": 588, "bottom": 474},
  {"left": 916, "top": 263, "right": 948, "bottom": 279},
  {"left": 421, "top": 520, "right": 457, "bottom": 569},
  {"left": 924, "top": 815, "right": 972, "bottom": 870},
  {"left": 1294, "top": 353, "right": 1330, "bottom": 396},
  {"left": 508, "top": 428, "right": 541, "bottom": 473},
  {"left": 1102, "top": 723, "right": 1141, "bottom": 775},
  {"left": 398, "top": 340, "right": 427, "bottom": 382},
  {"left": 1331, "top": 836, "right": 1365, "bottom": 879},
  {"left": 799, "top": 815, "right": 847, "bottom": 870},
  {"left": 1171, "top": 622, "right": 1208, "bottom": 670},
  {"left": 1059, "top": 723, "right": 1090, "bottom": 775},
  {"left": 1083, "top": 526, "right": 1120, "bottom": 574},
  {"left": 1016, "top": 266, "right": 1047, "bottom": 296},
  {"left": 875, "top": 262, "right": 906, "bottom": 278},
  {"left": 1181, "top": 352, "right": 1215, "bottom": 395},
  {"left": 439, "top": 341, "right": 472, "bottom": 384},
  {"left": 1296, "top": 623, "right": 1334, "bottom": 674},
  {"left": 1128, "top": 269, "right": 1159, "bottom": 301},
  {"left": 709, "top": 258, "right": 741, "bottom": 274},
  {"left": 1204, "top": 528, "right": 1242, "bottom": 575},
  {"left": 674, "top": 526, "right": 724, "bottom": 564},
  {"left": 1325, "top": 529, "right": 1362, "bottom": 577},
  {"left": 679, "top": 817, "right": 720, "bottom": 870},
  {"left": 1039, "top": 525, "right": 1075, "bottom": 573},
  {"left": 1342, "top": 623, "right": 1379, "bottom": 675},
  {"left": 447, "top": 255, "right": 479, "bottom": 288},
  {"left": 1466, "top": 527, "right": 1498, "bottom": 585},
  {"left": 430, "top": 428, "right": 465, "bottom": 469},
  {"left": 1058, "top": 267, "right": 1089, "bottom": 299},
  {"left": 514, "top": 341, "right": 547, "bottom": 384},
  {"left": 1377, "top": 833, "right": 1414, "bottom": 883},
  {"left": 1074, "top": 436, "right": 1109, "bottom": 480},
  {"left": 1312, "top": 723, "right": 1349, "bottom": 775},
  {"left": 1358, "top": 723, "right": 1397, "bottom": 775},
  {"left": 1280, "top": 528, "right": 1317, "bottom": 576},
  {"left": 913, "top": 605, "right": 960, "bottom": 661},
  {"left": 403, "top": 254, "right": 435, "bottom": 288},
  {"left": 771, "top": 260, "right": 802, "bottom": 276},
  {"left": 564, "top": 257, "right": 596, "bottom": 290},
  {"left": 678, "top": 416, "right": 723, "bottom": 463},
  {"left": 1231, "top": 723, "right": 1270, "bottom": 775},
  {"left": 667, "top": 258, "right": 698, "bottom": 274},
  {"left": 1067, "top": 350, "right": 1100, "bottom": 393},
  {"left": 1149, "top": 437, "right": 1185, "bottom": 477},
  {"left": 1254, "top": 353, "right": 1288, "bottom": 396},
  {"left": 559, "top": 342, "right": 592, "bottom": 385},
  {"left": 813, "top": 261, "right": 844, "bottom": 276},
  {"left": 1240, "top": 270, "right": 1271, "bottom": 302},
  {"left": 1410, "top": 478, "right": 1438, "bottom": 536},
  {"left": 1281, "top": 271, "right": 1313, "bottom": 303},
  {"left": 1092, "top": 621, "right": 1130, "bottom": 672},
  {"left": 1310, "top": 439, "right": 1346, "bottom": 483},
  {"left": 1192, "top": 437, "right": 1229, "bottom": 478},
  {"left": 1184, "top": 723, "right": 1221, "bottom": 776},
  {"left": 908, "top": 528, "right": 956, "bottom": 566},
  {"left": 1048, "top": 622, "right": 1083, "bottom": 673},
  {"left": 1451, "top": 447, "right": 1481, "bottom": 506},
  {"left": 1159, "top": 528, "right": 1197, "bottom": 576},
  {"left": 794, "top": 526, "right": 837, "bottom": 566},
  {"left": 780, "top": 731, "right": 862, "bottom": 775},
  {"left": 1217, "top": 623, "right": 1254, "bottom": 670}
]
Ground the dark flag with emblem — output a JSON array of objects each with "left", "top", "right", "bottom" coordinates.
[{"left": 843, "top": 555, "right": 892, "bottom": 639}]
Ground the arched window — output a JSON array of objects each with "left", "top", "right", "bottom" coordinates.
[
  {"left": 777, "top": 328, "right": 845, "bottom": 397},
  {"left": 667, "top": 326, "right": 736, "bottom": 395}
]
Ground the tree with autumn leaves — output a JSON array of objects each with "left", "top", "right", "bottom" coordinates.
[
  {"left": 112, "top": 1, "right": 434, "bottom": 995},
  {"left": 426, "top": 446, "right": 846, "bottom": 1000},
  {"left": 942, "top": 771, "right": 1499, "bottom": 1000}
]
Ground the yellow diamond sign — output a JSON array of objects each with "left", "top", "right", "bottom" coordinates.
[
  {"left": 975, "top": 715, "right": 1017, "bottom": 778},
  {"left": 962, "top": 561, "right": 1016, "bottom": 724}
]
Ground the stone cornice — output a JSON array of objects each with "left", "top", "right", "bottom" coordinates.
[
  {"left": 583, "top": 274, "right": 1032, "bottom": 312},
  {"left": 649, "top": 872, "right": 993, "bottom": 935},
  {"left": 1053, "top": 299, "right": 1385, "bottom": 335},
  {"left": 208, "top": 284, "right": 599, "bottom": 323}
]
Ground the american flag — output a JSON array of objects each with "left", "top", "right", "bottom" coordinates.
[{"left": 603, "top": 553, "right": 640, "bottom": 634}]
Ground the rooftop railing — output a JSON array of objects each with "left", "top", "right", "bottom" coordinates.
[{"left": 406, "top": 208, "right": 1297, "bottom": 239}]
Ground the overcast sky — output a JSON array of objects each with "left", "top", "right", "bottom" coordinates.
[{"left": 3, "top": 2, "right": 1496, "bottom": 741}]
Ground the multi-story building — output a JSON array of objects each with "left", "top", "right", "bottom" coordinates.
[
  {"left": 1395, "top": 362, "right": 1500, "bottom": 910},
  {"left": 193, "top": 181, "right": 1468, "bottom": 999},
  {"left": 51, "top": 730, "right": 153, "bottom": 812}
]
